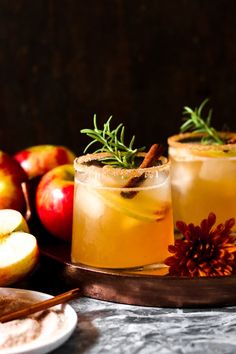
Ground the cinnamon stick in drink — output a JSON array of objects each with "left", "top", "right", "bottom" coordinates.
[{"left": 121, "top": 144, "right": 164, "bottom": 199}]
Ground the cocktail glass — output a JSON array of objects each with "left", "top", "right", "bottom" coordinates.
[
  {"left": 71, "top": 153, "right": 174, "bottom": 269},
  {"left": 168, "top": 132, "right": 236, "bottom": 228}
]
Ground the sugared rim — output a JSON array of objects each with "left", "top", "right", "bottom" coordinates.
[
  {"left": 74, "top": 152, "right": 170, "bottom": 177},
  {"left": 168, "top": 132, "right": 236, "bottom": 151}
]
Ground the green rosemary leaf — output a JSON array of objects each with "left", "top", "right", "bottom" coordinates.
[
  {"left": 93, "top": 114, "right": 98, "bottom": 130},
  {"left": 180, "top": 120, "right": 194, "bottom": 132},
  {"left": 206, "top": 109, "right": 212, "bottom": 126},
  {"left": 197, "top": 98, "right": 209, "bottom": 116},
  {"left": 120, "top": 126, "right": 125, "bottom": 145},
  {"left": 183, "top": 106, "right": 193, "bottom": 114},
  {"left": 83, "top": 139, "right": 97, "bottom": 153},
  {"left": 129, "top": 135, "right": 135, "bottom": 150},
  {"left": 180, "top": 99, "right": 224, "bottom": 145},
  {"left": 81, "top": 116, "right": 145, "bottom": 168}
]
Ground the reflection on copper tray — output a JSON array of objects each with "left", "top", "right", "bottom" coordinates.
[{"left": 37, "top": 230, "right": 236, "bottom": 309}]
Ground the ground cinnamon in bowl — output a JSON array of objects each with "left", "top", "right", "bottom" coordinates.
[{"left": 0, "top": 296, "right": 65, "bottom": 350}]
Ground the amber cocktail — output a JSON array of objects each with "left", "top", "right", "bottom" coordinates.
[
  {"left": 71, "top": 153, "right": 174, "bottom": 269},
  {"left": 168, "top": 132, "right": 236, "bottom": 228}
]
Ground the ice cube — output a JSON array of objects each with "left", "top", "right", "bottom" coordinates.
[
  {"left": 78, "top": 187, "right": 104, "bottom": 219},
  {"left": 171, "top": 164, "right": 195, "bottom": 191},
  {"left": 199, "top": 160, "right": 236, "bottom": 181}
]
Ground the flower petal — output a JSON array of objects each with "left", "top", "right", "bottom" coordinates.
[{"left": 164, "top": 212, "right": 236, "bottom": 277}]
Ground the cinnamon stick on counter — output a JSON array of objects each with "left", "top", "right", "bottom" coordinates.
[{"left": 121, "top": 144, "right": 164, "bottom": 199}]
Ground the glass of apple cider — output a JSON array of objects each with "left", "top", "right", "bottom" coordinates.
[
  {"left": 71, "top": 152, "right": 174, "bottom": 269},
  {"left": 168, "top": 132, "right": 236, "bottom": 229}
]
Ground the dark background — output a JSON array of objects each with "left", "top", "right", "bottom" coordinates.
[{"left": 1, "top": 0, "right": 236, "bottom": 156}]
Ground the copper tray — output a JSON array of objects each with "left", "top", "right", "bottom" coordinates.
[{"left": 36, "top": 230, "right": 236, "bottom": 309}]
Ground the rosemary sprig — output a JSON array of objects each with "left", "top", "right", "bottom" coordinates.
[
  {"left": 81, "top": 115, "right": 145, "bottom": 168},
  {"left": 180, "top": 99, "right": 224, "bottom": 145}
]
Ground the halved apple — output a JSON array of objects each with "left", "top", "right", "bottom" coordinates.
[
  {"left": 0, "top": 209, "right": 29, "bottom": 237},
  {"left": 0, "top": 209, "right": 39, "bottom": 286}
]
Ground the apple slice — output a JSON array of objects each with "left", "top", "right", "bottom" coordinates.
[
  {"left": 91, "top": 188, "right": 167, "bottom": 222},
  {"left": 0, "top": 231, "right": 38, "bottom": 286},
  {"left": 0, "top": 209, "right": 29, "bottom": 237},
  {"left": 0, "top": 209, "right": 38, "bottom": 286}
]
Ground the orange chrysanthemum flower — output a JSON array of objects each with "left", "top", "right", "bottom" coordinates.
[{"left": 165, "top": 213, "right": 236, "bottom": 277}]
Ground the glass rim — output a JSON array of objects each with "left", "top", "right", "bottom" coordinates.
[
  {"left": 168, "top": 132, "right": 236, "bottom": 151},
  {"left": 74, "top": 152, "right": 170, "bottom": 177}
]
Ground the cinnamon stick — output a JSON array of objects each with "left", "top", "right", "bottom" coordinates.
[
  {"left": 121, "top": 144, "right": 164, "bottom": 199},
  {"left": 227, "top": 137, "right": 236, "bottom": 144},
  {"left": 0, "top": 288, "right": 80, "bottom": 323},
  {"left": 138, "top": 144, "right": 163, "bottom": 169}
]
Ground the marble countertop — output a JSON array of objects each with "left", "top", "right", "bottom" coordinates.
[
  {"left": 51, "top": 297, "right": 236, "bottom": 354},
  {"left": 20, "top": 259, "right": 236, "bottom": 354}
]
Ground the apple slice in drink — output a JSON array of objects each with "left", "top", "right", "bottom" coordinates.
[
  {"left": 90, "top": 188, "right": 169, "bottom": 222},
  {"left": 0, "top": 209, "right": 39, "bottom": 286}
]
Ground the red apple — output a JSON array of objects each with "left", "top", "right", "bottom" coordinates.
[
  {"left": 0, "top": 151, "right": 27, "bottom": 213},
  {"left": 36, "top": 164, "right": 74, "bottom": 241},
  {"left": 14, "top": 145, "right": 76, "bottom": 179}
]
